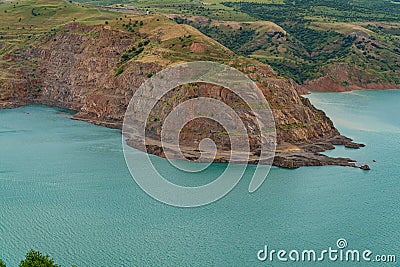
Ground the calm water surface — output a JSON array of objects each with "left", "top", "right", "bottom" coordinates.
[{"left": 0, "top": 90, "right": 399, "bottom": 266}]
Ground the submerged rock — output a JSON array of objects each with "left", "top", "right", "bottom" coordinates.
[{"left": 360, "top": 165, "right": 371, "bottom": 171}]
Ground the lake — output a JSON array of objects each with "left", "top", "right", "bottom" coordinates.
[{"left": 0, "top": 90, "right": 399, "bottom": 266}]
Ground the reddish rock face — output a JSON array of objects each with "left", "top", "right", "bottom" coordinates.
[
  {"left": 302, "top": 76, "right": 349, "bottom": 92},
  {"left": 189, "top": 42, "right": 207, "bottom": 53},
  {"left": 301, "top": 63, "right": 400, "bottom": 93}
]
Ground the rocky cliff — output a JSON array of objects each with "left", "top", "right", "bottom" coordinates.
[
  {"left": 301, "top": 63, "right": 400, "bottom": 93},
  {"left": 0, "top": 16, "right": 366, "bottom": 169}
]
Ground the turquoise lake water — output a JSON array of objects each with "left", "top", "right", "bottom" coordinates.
[{"left": 0, "top": 90, "right": 399, "bottom": 266}]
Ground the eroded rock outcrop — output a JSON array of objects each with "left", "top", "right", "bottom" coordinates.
[
  {"left": 301, "top": 63, "right": 400, "bottom": 93},
  {"left": 0, "top": 22, "right": 365, "bottom": 169}
]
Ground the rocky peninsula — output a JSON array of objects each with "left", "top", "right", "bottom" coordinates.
[{"left": 0, "top": 11, "right": 367, "bottom": 169}]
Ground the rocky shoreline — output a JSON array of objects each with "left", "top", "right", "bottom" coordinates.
[
  {"left": 0, "top": 99, "right": 369, "bottom": 170},
  {"left": 273, "top": 135, "right": 368, "bottom": 169},
  {"left": 141, "top": 133, "right": 369, "bottom": 170}
]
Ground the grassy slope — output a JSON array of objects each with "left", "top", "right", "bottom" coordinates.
[
  {"left": 73, "top": 0, "right": 257, "bottom": 21},
  {"left": 73, "top": 0, "right": 400, "bottom": 85},
  {"left": 0, "top": 0, "right": 118, "bottom": 45},
  {"left": 0, "top": 0, "right": 242, "bottom": 89},
  {"left": 0, "top": 0, "right": 120, "bottom": 82}
]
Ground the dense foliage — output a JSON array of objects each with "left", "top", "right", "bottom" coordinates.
[
  {"left": 19, "top": 250, "right": 59, "bottom": 267},
  {"left": 0, "top": 250, "right": 77, "bottom": 267},
  {"left": 173, "top": 0, "right": 400, "bottom": 84},
  {"left": 222, "top": 0, "right": 400, "bottom": 23},
  {"left": 215, "top": 1, "right": 400, "bottom": 83}
]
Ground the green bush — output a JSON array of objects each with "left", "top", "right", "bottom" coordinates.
[
  {"left": 0, "top": 249, "right": 78, "bottom": 267},
  {"left": 19, "top": 250, "right": 59, "bottom": 267},
  {"left": 115, "top": 67, "right": 124, "bottom": 76}
]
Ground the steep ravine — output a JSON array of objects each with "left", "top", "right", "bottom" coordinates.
[{"left": 0, "top": 22, "right": 367, "bottom": 169}]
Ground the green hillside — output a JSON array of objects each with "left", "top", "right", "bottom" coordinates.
[
  {"left": 218, "top": 0, "right": 400, "bottom": 84},
  {"left": 0, "top": 0, "right": 119, "bottom": 81},
  {"left": 70, "top": 0, "right": 400, "bottom": 86},
  {"left": 2, "top": 0, "right": 400, "bottom": 86},
  {"left": 0, "top": 0, "right": 236, "bottom": 93}
]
